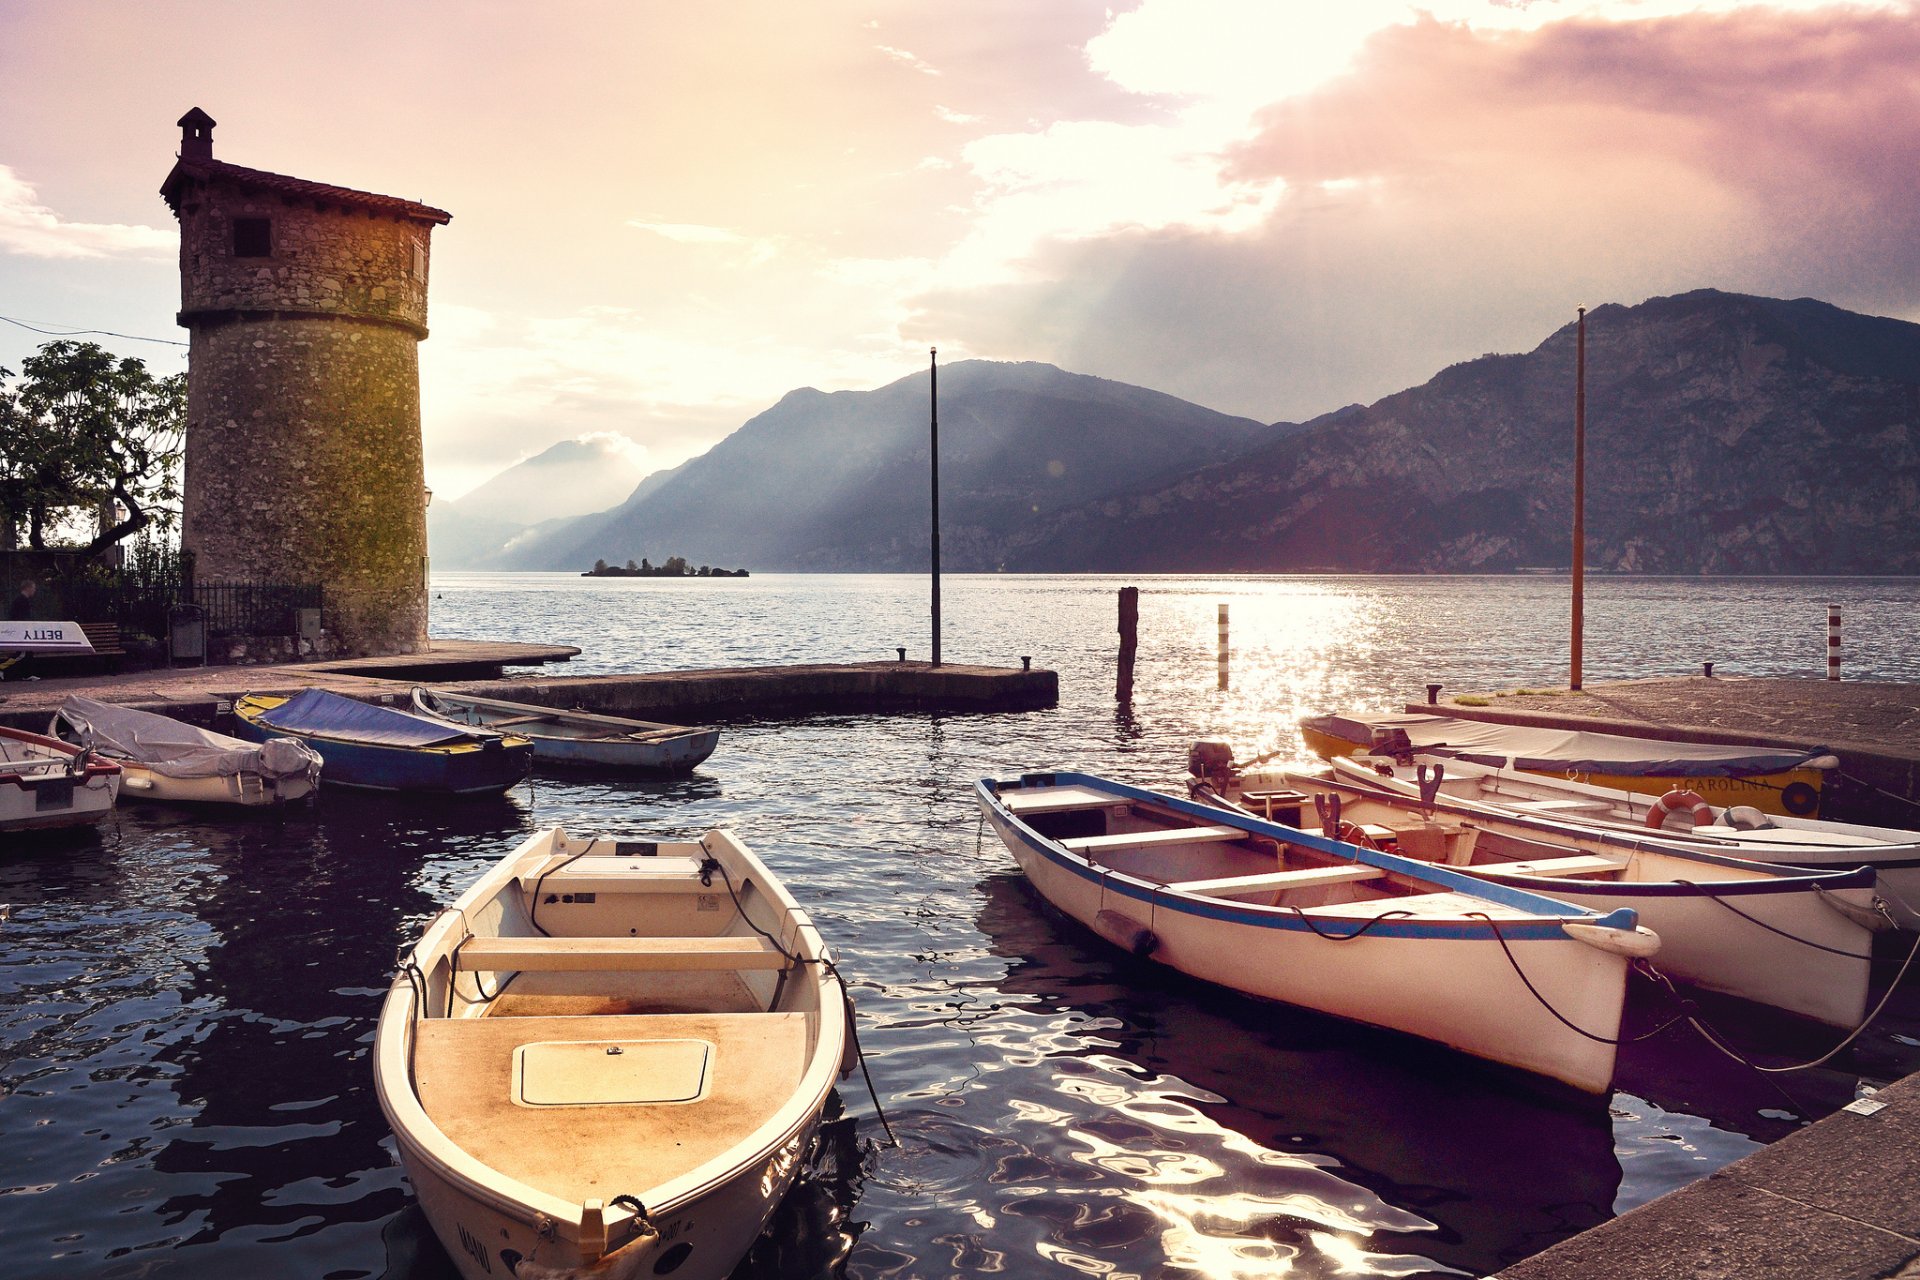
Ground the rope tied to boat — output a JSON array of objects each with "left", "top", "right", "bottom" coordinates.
[
  {"left": 1468, "top": 912, "right": 1622, "bottom": 1046},
  {"left": 1669, "top": 879, "right": 1875, "bottom": 959},
  {"left": 1285, "top": 907, "right": 1414, "bottom": 941},
  {"left": 701, "top": 848, "right": 899, "bottom": 1147}
]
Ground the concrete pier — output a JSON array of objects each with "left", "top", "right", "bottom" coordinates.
[
  {"left": 0, "top": 647, "right": 1057, "bottom": 731},
  {"left": 1416, "top": 676, "right": 1920, "bottom": 826}
]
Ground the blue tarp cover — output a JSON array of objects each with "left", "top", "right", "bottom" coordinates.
[{"left": 253, "top": 688, "right": 483, "bottom": 749}]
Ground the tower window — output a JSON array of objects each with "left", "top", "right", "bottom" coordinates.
[{"left": 233, "top": 217, "right": 272, "bottom": 258}]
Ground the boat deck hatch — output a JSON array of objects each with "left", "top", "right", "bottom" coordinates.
[{"left": 512, "top": 1038, "right": 712, "bottom": 1106}]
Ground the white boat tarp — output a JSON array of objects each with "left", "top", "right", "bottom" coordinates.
[
  {"left": 1304, "top": 712, "right": 1828, "bottom": 778},
  {"left": 57, "top": 695, "right": 320, "bottom": 781}
]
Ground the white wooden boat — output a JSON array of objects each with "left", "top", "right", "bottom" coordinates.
[
  {"left": 412, "top": 687, "right": 720, "bottom": 774},
  {"left": 1314, "top": 752, "right": 1920, "bottom": 909},
  {"left": 0, "top": 724, "right": 121, "bottom": 833},
  {"left": 979, "top": 771, "right": 1658, "bottom": 1094},
  {"left": 1301, "top": 711, "right": 1835, "bottom": 816},
  {"left": 51, "top": 695, "right": 321, "bottom": 807},
  {"left": 1193, "top": 762, "right": 1884, "bottom": 1027},
  {"left": 374, "top": 826, "right": 846, "bottom": 1280}
]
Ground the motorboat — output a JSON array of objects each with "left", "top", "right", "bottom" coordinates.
[{"left": 52, "top": 694, "right": 320, "bottom": 806}]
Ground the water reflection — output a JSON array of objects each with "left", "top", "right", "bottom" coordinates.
[{"left": 971, "top": 872, "right": 1620, "bottom": 1277}]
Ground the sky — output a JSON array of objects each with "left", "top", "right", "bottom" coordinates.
[{"left": 2, "top": 0, "right": 1917, "bottom": 502}]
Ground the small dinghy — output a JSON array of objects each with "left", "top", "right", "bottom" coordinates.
[
  {"left": 232, "top": 689, "right": 531, "bottom": 796},
  {"left": 52, "top": 695, "right": 321, "bottom": 807},
  {"left": 411, "top": 687, "right": 719, "bottom": 774},
  {"left": 980, "top": 771, "right": 1658, "bottom": 1094},
  {"left": 1189, "top": 752, "right": 1886, "bottom": 1028},
  {"left": 0, "top": 725, "right": 121, "bottom": 834},
  {"left": 374, "top": 826, "right": 847, "bottom": 1280}
]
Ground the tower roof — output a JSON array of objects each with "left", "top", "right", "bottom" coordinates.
[{"left": 161, "top": 157, "right": 452, "bottom": 225}]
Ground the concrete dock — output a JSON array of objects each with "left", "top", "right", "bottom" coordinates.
[
  {"left": 1416, "top": 676, "right": 1920, "bottom": 827},
  {"left": 0, "top": 641, "right": 1057, "bottom": 731}
]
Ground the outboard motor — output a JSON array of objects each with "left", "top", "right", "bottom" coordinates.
[
  {"left": 1187, "top": 738, "right": 1235, "bottom": 786},
  {"left": 1369, "top": 726, "right": 1416, "bottom": 766}
]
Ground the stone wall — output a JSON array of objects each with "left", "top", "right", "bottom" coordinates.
[
  {"left": 176, "top": 193, "right": 432, "bottom": 332},
  {"left": 182, "top": 316, "right": 428, "bottom": 655}
]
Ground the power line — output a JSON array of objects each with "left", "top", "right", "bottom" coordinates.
[{"left": 0, "top": 314, "right": 188, "bottom": 347}]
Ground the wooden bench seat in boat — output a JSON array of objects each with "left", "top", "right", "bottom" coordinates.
[
  {"left": 1482, "top": 854, "right": 1625, "bottom": 878},
  {"left": 518, "top": 858, "right": 712, "bottom": 896},
  {"left": 1001, "top": 785, "right": 1127, "bottom": 815},
  {"left": 413, "top": 1011, "right": 805, "bottom": 1207},
  {"left": 454, "top": 935, "right": 790, "bottom": 972},
  {"left": 1494, "top": 798, "right": 1613, "bottom": 814},
  {"left": 1314, "top": 890, "right": 1538, "bottom": 920},
  {"left": 1169, "top": 864, "right": 1380, "bottom": 897},
  {"left": 1060, "top": 825, "right": 1244, "bottom": 854}
]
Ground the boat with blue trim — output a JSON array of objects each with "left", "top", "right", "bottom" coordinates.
[
  {"left": 978, "top": 771, "right": 1659, "bottom": 1094},
  {"left": 232, "top": 689, "right": 532, "bottom": 796}
]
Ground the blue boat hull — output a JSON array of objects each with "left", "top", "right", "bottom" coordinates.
[{"left": 231, "top": 719, "right": 530, "bottom": 795}]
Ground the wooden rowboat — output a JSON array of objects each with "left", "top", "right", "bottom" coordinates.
[
  {"left": 52, "top": 695, "right": 321, "bottom": 807},
  {"left": 374, "top": 825, "right": 847, "bottom": 1280},
  {"left": 979, "top": 771, "right": 1658, "bottom": 1094},
  {"left": 1191, "top": 759, "right": 1885, "bottom": 1027},
  {"left": 0, "top": 724, "right": 121, "bottom": 834},
  {"left": 232, "top": 689, "right": 531, "bottom": 796},
  {"left": 1300, "top": 711, "right": 1835, "bottom": 817},
  {"left": 1319, "top": 752, "right": 1920, "bottom": 908},
  {"left": 411, "top": 687, "right": 720, "bottom": 774}
]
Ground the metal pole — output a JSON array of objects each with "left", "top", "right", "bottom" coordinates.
[
  {"left": 1571, "top": 307, "right": 1585, "bottom": 692},
  {"left": 1827, "top": 604, "right": 1841, "bottom": 681},
  {"left": 930, "top": 347, "right": 941, "bottom": 668}
]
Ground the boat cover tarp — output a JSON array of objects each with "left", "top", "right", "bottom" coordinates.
[
  {"left": 252, "top": 688, "right": 480, "bottom": 749},
  {"left": 59, "top": 695, "right": 321, "bottom": 780},
  {"left": 1303, "top": 712, "right": 1828, "bottom": 778}
]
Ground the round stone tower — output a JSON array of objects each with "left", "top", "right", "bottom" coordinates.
[{"left": 160, "top": 108, "right": 451, "bottom": 657}]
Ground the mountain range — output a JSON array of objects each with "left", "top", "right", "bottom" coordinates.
[{"left": 435, "top": 289, "right": 1920, "bottom": 574}]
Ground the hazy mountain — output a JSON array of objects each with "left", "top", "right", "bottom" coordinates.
[
  {"left": 494, "top": 360, "right": 1278, "bottom": 570},
  {"left": 429, "top": 435, "right": 649, "bottom": 567},
  {"left": 996, "top": 290, "right": 1920, "bottom": 573}
]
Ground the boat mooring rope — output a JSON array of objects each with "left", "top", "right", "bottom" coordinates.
[
  {"left": 1469, "top": 913, "right": 1622, "bottom": 1045},
  {"left": 702, "top": 851, "right": 899, "bottom": 1146},
  {"left": 1670, "top": 880, "right": 1875, "bottom": 959}
]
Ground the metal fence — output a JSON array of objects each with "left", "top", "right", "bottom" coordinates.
[{"left": 24, "top": 577, "right": 321, "bottom": 642}]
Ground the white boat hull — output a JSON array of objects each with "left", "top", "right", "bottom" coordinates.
[
  {"left": 117, "top": 762, "right": 315, "bottom": 806},
  {"left": 980, "top": 776, "right": 1648, "bottom": 1094}
]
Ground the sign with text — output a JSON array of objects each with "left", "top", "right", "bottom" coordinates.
[{"left": 1, "top": 620, "right": 95, "bottom": 653}]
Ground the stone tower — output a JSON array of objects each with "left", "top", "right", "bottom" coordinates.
[{"left": 160, "top": 108, "right": 451, "bottom": 657}]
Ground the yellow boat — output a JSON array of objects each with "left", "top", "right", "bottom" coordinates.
[{"left": 1299, "top": 712, "right": 1833, "bottom": 817}]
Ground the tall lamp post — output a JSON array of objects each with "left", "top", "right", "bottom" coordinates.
[
  {"left": 1571, "top": 307, "right": 1586, "bottom": 692},
  {"left": 930, "top": 347, "right": 942, "bottom": 667}
]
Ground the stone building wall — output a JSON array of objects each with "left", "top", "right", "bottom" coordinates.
[{"left": 182, "top": 315, "right": 428, "bottom": 654}]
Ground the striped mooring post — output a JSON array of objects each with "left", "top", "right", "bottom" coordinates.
[
  {"left": 1217, "top": 603, "right": 1229, "bottom": 691},
  {"left": 1827, "top": 604, "right": 1842, "bottom": 681}
]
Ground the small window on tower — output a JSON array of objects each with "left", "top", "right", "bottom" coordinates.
[
  {"left": 233, "top": 217, "right": 272, "bottom": 258},
  {"left": 412, "top": 243, "right": 427, "bottom": 281}
]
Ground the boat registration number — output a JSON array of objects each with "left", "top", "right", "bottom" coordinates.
[{"left": 36, "top": 779, "right": 75, "bottom": 811}]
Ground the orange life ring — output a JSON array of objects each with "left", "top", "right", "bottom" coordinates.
[{"left": 1646, "top": 788, "right": 1714, "bottom": 830}]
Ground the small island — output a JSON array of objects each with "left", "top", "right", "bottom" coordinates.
[{"left": 583, "top": 556, "right": 749, "bottom": 578}]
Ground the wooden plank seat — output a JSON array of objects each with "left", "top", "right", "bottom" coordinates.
[
  {"left": 413, "top": 1011, "right": 805, "bottom": 1206},
  {"left": 1061, "top": 824, "right": 1244, "bottom": 854},
  {"left": 1169, "top": 864, "right": 1380, "bottom": 896},
  {"left": 454, "top": 935, "right": 790, "bottom": 972},
  {"left": 1481, "top": 854, "right": 1626, "bottom": 878},
  {"left": 518, "top": 858, "right": 710, "bottom": 896},
  {"left": 1001, "top": 785, "right": 1127, "bottom": 815}
]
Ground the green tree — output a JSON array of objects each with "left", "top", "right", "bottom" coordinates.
[{"left": 0, "top": 341, "right": 185, "bottom": 555}]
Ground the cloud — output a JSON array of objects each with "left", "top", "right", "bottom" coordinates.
[
  {"left": 877, "top": 44, "right": 941, "bottom": 75},
  {"left": 0, "top": 165, "right": 173, "bottom": 259}
]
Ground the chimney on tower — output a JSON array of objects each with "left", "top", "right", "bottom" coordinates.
[{"left": 177, "top": 107, "right": 216, "bottom": 162}]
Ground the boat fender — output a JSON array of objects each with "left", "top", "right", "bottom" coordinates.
[
  {"left": 1093, "top": 909, "right": 1159, "bottom": 958},
  {"left": 1813, "top": 885, "right": 1895, "bottom": 933},
  {"left": 1562, "top": 922, "right": 1661, "bottom": 958},
  {"left": 1645, "top": 789, "right": 1713, "bottom": 831},
  {"left": 1722, "top": 805, "right": 1776, "bottom": 831},
  {"left": 123, "top": 773, "right": 154, "bottom": 791}
]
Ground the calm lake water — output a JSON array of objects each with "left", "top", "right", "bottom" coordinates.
[{"left": 4, "top": 573, "right": 1919, "bottom": 1279}]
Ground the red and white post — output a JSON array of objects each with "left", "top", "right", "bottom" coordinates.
[
  {"left": 1827, "top": 604, "right": 1842, "bottom": 681},
  {"left": 1217, "top": 603, "right": 1230, "bottom": 691}
]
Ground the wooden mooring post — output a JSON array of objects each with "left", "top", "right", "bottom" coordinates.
[
  {"left": 1828, "top": 603, "right": 1841, "bottom": 681},
  {"left": 1217, "top": 603, "right": 1229, "bottom": 691},
  {"left": 1116, "top": 586, "right": 1138, "bottom": 702}
]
